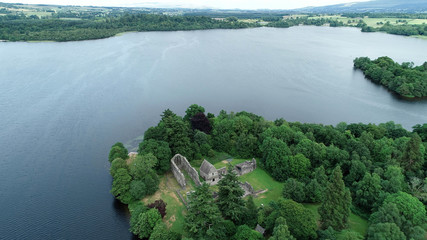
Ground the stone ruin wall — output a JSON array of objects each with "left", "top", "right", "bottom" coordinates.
[
  {"left": 240, "top": 181, "right": 255, "bottom": 197},
  {"left": 171, "top": 157, "right": 186, "bottom": 188},
  {"left": 171, "top": 154, "right": 202, "bottom": 188}
]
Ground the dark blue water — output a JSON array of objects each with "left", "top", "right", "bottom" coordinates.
[{"left": 0, "top": 26, "right": 426, "bottom": 239}]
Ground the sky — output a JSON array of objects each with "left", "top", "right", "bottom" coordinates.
[{"left": 1, "top": 0, "right": 371, "bottom": 10}]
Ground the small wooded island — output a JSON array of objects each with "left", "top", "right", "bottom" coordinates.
[
  {"left": 354, "top": 56, "right": 427, "bottom": 98},
  {"left": 108, "top": 105, "right": 427, "bottom": 240}
]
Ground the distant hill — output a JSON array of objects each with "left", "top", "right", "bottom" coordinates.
[{"left": 298, "top": 0, "right": 427, "bottom": 13}]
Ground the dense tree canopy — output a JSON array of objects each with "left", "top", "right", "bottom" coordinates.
[{"left": 354, "top": 56, "right": 427, "bottom": 98}]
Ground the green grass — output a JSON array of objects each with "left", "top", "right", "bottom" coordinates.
[
  {"left": 142, "top": 173, "right": 188, "bottom": 234},
  {"left": 307, "top": 15, "right": 427, "bottom": 28},
  {"left": 302, "top": 203, "right": 369, "bottom": 236}
]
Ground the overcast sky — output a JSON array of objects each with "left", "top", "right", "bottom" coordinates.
[{"left": 2, "top": 0, "right": 371, "bottom": 10}]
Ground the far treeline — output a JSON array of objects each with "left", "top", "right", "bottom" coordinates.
[
  {"left": 108, "top": 104, "right": 427, "bottom": 240},
  {"left": 1, "top": 8, "right": 427, "bottom": 41},
  {"left": 0, "top": 14, "right": 255, "bottom": 41},
  {"left": 354, "top": 56, "right": 427, "bottom": 98}
]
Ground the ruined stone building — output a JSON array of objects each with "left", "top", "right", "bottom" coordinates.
[
  {"left": 234, "top": 158, "right": 257, "bottom": 176},
  {"left": 171, "top": 154, "right": 201, "bottom": 188},
  {"left": 199, "top": 159, "right": 226, "bottom": 185}
]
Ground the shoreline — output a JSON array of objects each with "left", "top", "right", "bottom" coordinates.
[{"left": 1, "top": 25, "right": 427, "bottom": 43}]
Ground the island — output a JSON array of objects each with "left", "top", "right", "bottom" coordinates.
[
  {"left": 108, "top": 104, "right": 427, "bottom": 239},
  {"left": 354, "top": 56, "right": 427, "bottom": 98}
]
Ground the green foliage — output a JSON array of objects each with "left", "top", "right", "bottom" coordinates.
[
  {"left": 400, "top": 133, "right": 425, "bottom": 174},
  {"left": 129, "top": 180, "right": 147, "bottom": 200},
  {"left": 217, "top": 164, "right": 246, "bottom": 223},
  {"left": 382, "top": 165, "right": 406, "bottom": 194},
  {"left": 269, "top": 217, "right": 296, "bottom": 240},
  {"left": 287, "top": 153, "right": 311, "bottom": 179},
  {"left": 185, "top": 183, "right": 222, "bottom": 238},
  {"left": 263, "top": 199, "right": 317, "bottom": 239},
  {"left": 184, "top": 104, "right": 206, "bottom": 121},
  {"left": 108, "top": 142, "right": 128, "bottom": 163},
  {"left": 129, "top": 154, "right": 157, "bottom": 179},
  {"left": 382, "top": 191, "right": 427, "bottom": 228},
  {"left": 283, "top": 178, "right": 306, "bottom": 203},
  {"left": 0, "top": 14, "right": 257, "bottom": 42},
  {"left": 260, "top": 137, "right": 292, "bottom": 181},
  {"left": 149, "top": 222, "right": 180, "bottom": 240},
  {"left": 413, "top": 124, "right": 427, "bottom": 142},
  {"left": 161, "top": 109, "right": 193, "bottom": 157},
  {"left": 138, "top": 139, "right": 172, "bottom": 174},
  {"left": 244, "top": 196, "right": 259, "bottom": 228},
  {"left": 319, "top": 166, "right": 352, "bottom": 231},
  {"left": 111, "top": 168, "right": 133, "bottom": 204},
  {"left": 232, "top": 225, "right": 263, "bottom": 240},
  {"left": 353, "top": 172, "right": 384, "bottom": 213},
  {"left": 367, "top": 223, "right": 406, "bottom": 240},
  {"left": 130, "top": 208, "right": 162, "bottom": 239},
  {"left": 354, "top": 57, "right": 427, "bottom": 98},
  {"left": 109, "top": 158, "right": 128, "bottom": 176}
]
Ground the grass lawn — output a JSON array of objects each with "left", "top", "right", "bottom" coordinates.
[
  {"left": 141, "top": 173, "right": 188, "bottom": 234},
  {"left": 303, "top": 203, "right": 369, "bottom": 236},
  {"left": 239, "top": 167, "right": 285, "bottom": 206}
]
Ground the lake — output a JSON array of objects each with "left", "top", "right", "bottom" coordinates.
[{"left": 0, "top": 26, "right": 426, "bottom": 239}]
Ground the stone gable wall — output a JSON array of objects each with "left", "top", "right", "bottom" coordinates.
[{"left": 171, "top": 154, "right": 202, "bottom": 188}]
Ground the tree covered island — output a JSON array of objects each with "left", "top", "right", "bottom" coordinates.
[
  {"left": 108, "top": 104, "right": 427, "bottom": 240},
  {"left": 354, "top": 56, "right": 427, "bottom": 98}
]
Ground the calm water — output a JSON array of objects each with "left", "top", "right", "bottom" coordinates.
[{"left": 0, "top": 26, "right": 426, "bottom": 239}]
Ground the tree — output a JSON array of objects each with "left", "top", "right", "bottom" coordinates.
[
  {"left": 149, "top": 222, "right": 175, "bottom": 240},
  {"left": 232, "top": 225, "right": 263, "bottom": 240},
  {"left": 185, "top": 183, "right": 222, "bottom": 238},
  {"left": 184, "top": 104, "right": 205, "bottom": 122},
  {"left": 111, "top": 168, "right": 133, "bottom": 204},
  {"left": 264, "top": 199, "right": 317, "bottom": 239},
  {"left": 353, "top": 172, "right": 384, "bottom": 213},
  {"left": 305, "top": 166, "right": 328, "bottom": 203},
  {"left": 138, "top": 139, "right": 172, "bottom": 174},
  {"left": 400, "top": 133, "right": 425, "bottom": 174},
  {"left": 162, "top": 112, "right": 193, "bottom": 157},
  {"left": 147, "top": 199, "right": 167, "bottom": 218},
  {"left": 382, "top": 191, "right": 426, "bottom": 228},
  {"left": 382, "top": 165, "right": 406, "bottom": 194},
  {"left": 269, "top": 217, "right": 296, "bottom": 240},
  {"left": 108, "top": 142, "right": 128, "bottom": 162},
  {"left": 286, "top": 153, "right": 311, "bottom": 180},
  {"left": 217, "top": 164, "right": 246, "bottom": 223},
  {"left": 190, "top": 112, "right": 212, "bottom": 134},
  {"left": 244, "top": 196, "right": 258, "bottom": 228},
  {"left": 319, "top": 166, "right": 351, "bottom": 231},
  {"left": 367, "top": 223, "right": 406, "bottom": 240},
  {"left": 370, "top": 202, "right": 403, "bottom": 230},
  {"left": 260, "top": 137, "right": 292, "bottom": 181},
  {"left": 129, "top": 154, "right": 157, "bottom": 179},
  {"left": 130, "top": 208, "right": 162, "bottom": 239},
  {"left": 129, "top": 180, "right": 146, "bottom": 200},
  {"left": 283, "top": 178, "right": 306, "bottom": 203},
  {"left": 109, "top": 158, "right": 127, "bottom": 176}
]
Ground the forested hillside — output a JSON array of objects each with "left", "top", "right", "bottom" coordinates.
[{"left": 109, "top": 105, "right": 427, "bottom": 239}]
